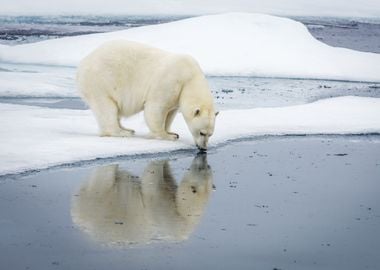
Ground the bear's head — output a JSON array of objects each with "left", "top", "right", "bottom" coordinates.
[{"left": 187, "top": 107, "right": 218, "bottom": 151}]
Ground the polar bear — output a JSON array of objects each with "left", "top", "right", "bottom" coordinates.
[
  {"left": 70, "top": 154, "right": 213, "bottom": 244},
  {"left": 77, "top": 40, "right": 218, "bottom": 150}
]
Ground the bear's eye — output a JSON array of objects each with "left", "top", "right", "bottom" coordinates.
[{"left": 200, "top": 132, "right": 206, "bottom": 136}]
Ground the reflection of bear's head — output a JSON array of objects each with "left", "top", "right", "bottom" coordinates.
[
  {"left": 71, "top": 155, "right": 213, "bottom": 245},
  {"left": 176, "top": 154, "right": 213, "bottom": 223}
]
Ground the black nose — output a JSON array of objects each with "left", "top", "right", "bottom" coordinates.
[{"left": 197, "top": 146, "right": 207, "bottom": 153}]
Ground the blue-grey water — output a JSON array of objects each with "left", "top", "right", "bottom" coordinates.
[
  {"left": 0, "top": 15, "right": 189, "bottom": 45},
  {"left": 2, "top": 75, "right": 380, "bottom": 109},
  {"left": 1, "top": 136, "right": 380, "bottom": 270}
]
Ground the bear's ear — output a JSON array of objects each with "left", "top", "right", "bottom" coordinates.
[
  {"left": 194, "top": 108, "right": 201, "bottom": 117},
  {"left": 215, "top": 111, "right": 219, "bottom": 117}
]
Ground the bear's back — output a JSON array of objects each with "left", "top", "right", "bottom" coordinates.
[{"left": 76, "top": 40, "right": 209, "bottom": 119}]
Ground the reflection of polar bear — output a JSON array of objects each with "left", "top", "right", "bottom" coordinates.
[
  {"left": 77, "top": 40, "right": 218, "bottom": 150},
  {"left": 71, "top": 154, "right": 213, "bottom": 245}
]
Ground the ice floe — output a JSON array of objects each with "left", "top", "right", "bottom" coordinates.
[
  {"left": 0, "top": 13, "right": 379, "bottom": 82},
  {"left": 1, "top": 96, "right": 379, "bottom": 176}
]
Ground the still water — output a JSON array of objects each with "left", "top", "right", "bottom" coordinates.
[{"left": 1, "top": 136, "right": 379, "bottom": 270}]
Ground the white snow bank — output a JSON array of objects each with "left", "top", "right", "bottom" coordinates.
[
  {"left": 0, "top": 13, "right": 380, "bottom": 82},
  {"left": 1, "top": 96, "right": 380, "bottom": 176}
]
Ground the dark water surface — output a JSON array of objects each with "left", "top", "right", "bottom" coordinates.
[
  {"left": 1, "top": 136, "right": 379, "bottom": 270},
  {"left": 301, "top": 18, "right": 380, "bottom": 53},
  {"left": 0, "top": 15, "right": 189, "bottom": 45}
]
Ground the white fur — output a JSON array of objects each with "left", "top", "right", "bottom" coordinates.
[
  {"left": 70, "top": 155, "right": 213, "bottom": 244},
  {"left": 77, "top": 40, "right": 217, "bottom": 149}
]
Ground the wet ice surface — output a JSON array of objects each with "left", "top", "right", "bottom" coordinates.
[
  {"left": 0, "top": 97, "right": 86, "bottom": 110},
  {"left": 1, "top": 136, "right": 379, "bottom": 270},
  {"left": 209, "top": 76, "right": 380, "bottom": 109},
  {"left": 0, "top": 63, "right": 379, "bottom": 110}
]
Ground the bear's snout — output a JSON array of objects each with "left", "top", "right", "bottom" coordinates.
[{"left": 197, "top": 146, "right": 207, "bottom": 152}]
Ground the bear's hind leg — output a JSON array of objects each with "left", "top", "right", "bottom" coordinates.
[
  {"left": 144, "top": 103, "right": 179, "bottom": 140},
  {"left": 88, "top": 96, "right": 135, "bottom": 137}
]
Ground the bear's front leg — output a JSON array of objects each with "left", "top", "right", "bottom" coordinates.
[
  {"left": 165, "top": 108, "right": 179, "bottom": 139},
  {"left": 144, "top": 103, "right": 179, "bottom": 141}
]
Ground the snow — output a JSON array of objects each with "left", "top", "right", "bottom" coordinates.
[
  {"left": 1, "top": 96, "right": 379, "bottom": 176},
  {"left": 0, "top": 13, "right": 380, "bottom": 82},
  {"left": 1, "top": 12, "right": 380, "bottom": 176},
  {"left": 0, "top": 65, "right": 76, "bottom": 97}
]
